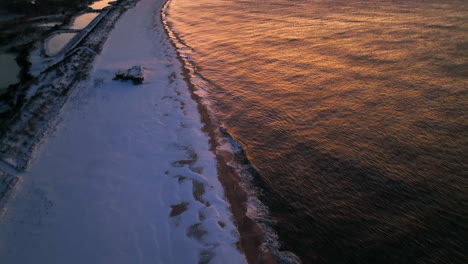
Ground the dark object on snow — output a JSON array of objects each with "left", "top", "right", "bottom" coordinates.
[{"left": 114, "top": 66, "right": 144, "bottom": 84}]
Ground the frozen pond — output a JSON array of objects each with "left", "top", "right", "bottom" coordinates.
[
  {"left": 45, "top": 32, "right": 77, "bottom": 56},
  {"left": 0, "top": 53, "right": 20, "bottom": 91},
  {"left": 69, "top": 13, "right": 98, "bottom": 30},
  {"left": 89, "top": 0, "right": 114, "bottom": 10}
]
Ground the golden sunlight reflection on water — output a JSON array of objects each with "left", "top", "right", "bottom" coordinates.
[
  {"left": 89, "top": 0, "right": 114, "bottom": 10},
  {"left": 167, "top": 0, "right": 467, "bottom": 263}
]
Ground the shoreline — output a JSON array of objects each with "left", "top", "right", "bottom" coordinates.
[
  {"left": 161, "top": 1, "right": 279, "bottom": 263},
  {"left": 0, "top": 0, "right": 280, "bottom": 262}
]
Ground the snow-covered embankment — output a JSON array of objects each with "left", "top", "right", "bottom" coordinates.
[{"left": 0, "top": 0, "right": 246, "bottom": 263}]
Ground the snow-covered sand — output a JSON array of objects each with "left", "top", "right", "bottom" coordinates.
[{"left": 0, "top": 0, "right": 246, "bottom": 263}]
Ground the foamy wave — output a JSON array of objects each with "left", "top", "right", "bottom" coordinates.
[{"left": 219, "top": 133, "right": 302, "bottom": 264}]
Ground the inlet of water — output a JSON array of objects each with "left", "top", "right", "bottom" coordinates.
[
  {"left": 45, "top": 32, "right": 77, "bottom": 56},
  {"left": 69, "top": 13, "right": 98, "bottom": 30},
  {"left": 0, "top": 53, "right": 20, "bottom": 91},
  {"left": 89, "top": 0, "right": 115, "bottom": 10}
]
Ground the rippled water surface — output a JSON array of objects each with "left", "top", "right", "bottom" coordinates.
[{"left": 166, "top": 0, "right": 468, "bottom": 263}]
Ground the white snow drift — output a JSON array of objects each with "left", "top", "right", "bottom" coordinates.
[{"left": 0, "top": 0, "right": 246, "bottom": 263}]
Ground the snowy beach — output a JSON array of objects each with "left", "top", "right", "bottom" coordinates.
[{"left": 0, "top": 0, "right": 246, "bottom": 263}]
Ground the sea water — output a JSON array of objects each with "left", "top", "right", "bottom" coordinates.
[{"left": 165, "top": 0, "right": 468, "bottom": 263}]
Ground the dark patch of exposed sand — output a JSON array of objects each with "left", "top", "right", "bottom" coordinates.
[
  {"left": 169, "top": 202, "right": 188, "bottom": 217},
  {"left": 192, "top": 179, "right": 206, "bottom": 204},
  {"left": 171, "top": 146, "right": 204, "bottom": 174},
  {"left": 176, "top": 175, "right": 187, "bottom": 183},
  {"left": 187, "top": 223, "right": 207, "bottom": 242}
]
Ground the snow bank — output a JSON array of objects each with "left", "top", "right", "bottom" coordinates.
[{"left": 0, "top": 0, "right": 246, "bottom": 263}]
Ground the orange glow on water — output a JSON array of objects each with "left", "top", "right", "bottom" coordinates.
[
  {"left": 89, "top": 0, "right": 114, "bottom": 10},
  {"left": 166, "top": 0, "right": 468, "bottom": 262},
  {"left": 168, "top": 0, "right": 467, "bottom": 170}
]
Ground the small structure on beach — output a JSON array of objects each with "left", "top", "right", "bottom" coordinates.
[{"left": 114, "top": 65, "right": 144, "bottom": 84}]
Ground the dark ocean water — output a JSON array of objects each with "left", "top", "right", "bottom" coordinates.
[{"left": 164, "top": 0, "right": 468, "bottom": 263}]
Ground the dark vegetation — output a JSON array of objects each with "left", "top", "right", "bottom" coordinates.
[
  {"left": 0, "top": 0, "right": 101, "bottom": 124},
  {"left": 0, "top": 0, "right": 131, "bottom": 170},
  {"left": 0, "top": 0, "right": 93, "bottom": 15},
  {"left": 0, "top": 0, "right": 95, "bottom": 51}
]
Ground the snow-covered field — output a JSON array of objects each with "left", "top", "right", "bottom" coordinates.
[{"left": 0, "top": 0, "right": 246, "bottom": 263}]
